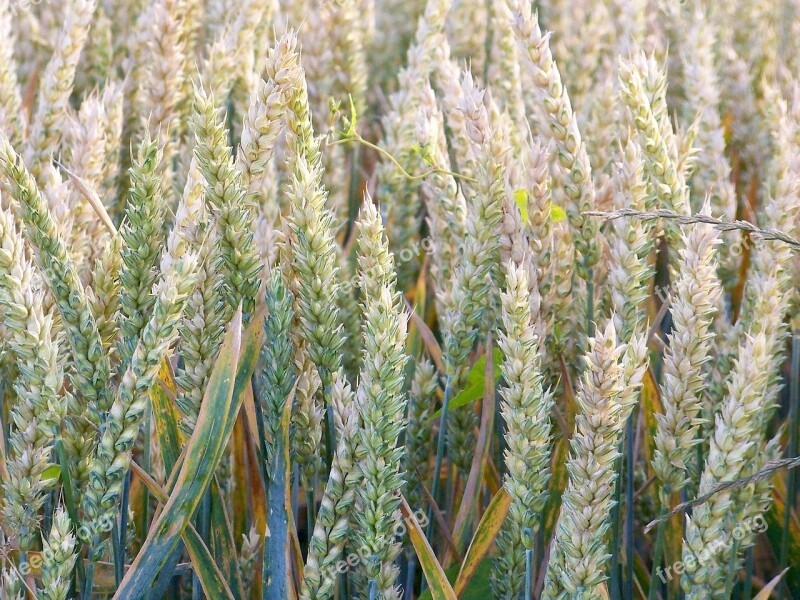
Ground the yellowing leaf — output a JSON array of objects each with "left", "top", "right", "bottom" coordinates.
[
  {"left": 114, "top": 308, "right": 263, "bottom": 600},
  {"left": 151, "top": 359, "right": 184, "bottom": 476},
  {"left": 766, "top": 479, "right": 800, "bottom": 595},
  {"left": 514, "top": 189, "right": 529, "bottom": 222},
  {"left": 130, "top": 462, "right": 235, "bottom": 600},
  {"left": 41, "top": 464, "right": 61, "bottom": 483},
  {"left": 454, "top": 488, "right": 511, "bottom": 596},
  {"left": 551, "top": 203, "right": 567, "bottom": 222},
  {"left": 401, "top": 496, "right": 457, "bottom": 600},
  {"left": 752, "top": 568, "right": 789, "bottom": 599},
  {"left": 419, "top": 560, "right": 493, "bottom": 600},
  {"left": 345, "top": 93, "right": 358, "bottom": 136},
  {"left": 449, "top": 337, "right": 497, "bottom": 561},
  {"left": 430, "top": 348, "right": 503, "bottom": 421}
]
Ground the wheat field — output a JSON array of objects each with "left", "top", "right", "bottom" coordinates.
[{"left": 0, "top": 0, "right": 798, "bottom": 599}]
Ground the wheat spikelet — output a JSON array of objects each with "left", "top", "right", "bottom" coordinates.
[
  {"left": 417, "top": 79, "right": 467, "bottom": 310},
  {"left": 491, "top": 260, "right": 553, "bottom": 597},
  {"left": 25, "top": 0, "right": 98, "bottom": 180},
  {"left": 81, "top": 250, "right": 198, "bottom": 553},
  {"left": 0, "top": 134, "right": 112, "bottom": 433},
  {"left": 39, "top": 507, "right": 78, "bottom": 600},
  {"left": 441, "top": 71, "right": 507, "bottom": 472},
  {"left": 238, "top": 30, "right": 298, "bottom": 207},
  {"left": 0, "top": 1, "right": 23, "bottom": 146},
  {"left": 0, "top": 208, "right": 64, "bottom": 549},
  {"left": 653, "top": 203, "right": 721, "bottom": 497},
  {"left": 280, "top": 59, "right": 345, "bottom": 390},
  {"left": 606, "top": 139, "right": 653, "bottom": 341},
  {"left": 507, "top": 0, "right": 599, "bottom": 281},
  {"left": 191, "top": 85, "right": 261, "bottom": 317},
  {"left": 543, "top": 322, "right": 647, "bottom": 599},
  {"left": 680, "top": 333, "right": 773, "bottom": 597},
  {"left": 118, "top": 136, "right": 168, "bottom": 365},
  {"left": 404, "top": 359, "right": 439, "bottom": 508},
  {"left": 300, "top": 371, "right": 360, "bottom": 600},
  {"left": 292, "top": 352, "right": 324, "bottom": 489},
  {"left": 352, "top": 189, "right": 409, "bottom": 600}
]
